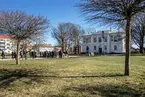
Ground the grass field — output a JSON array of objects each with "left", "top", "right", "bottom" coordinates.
[{"left": 0, "top": 56, "right": 145, "bottom": 97}]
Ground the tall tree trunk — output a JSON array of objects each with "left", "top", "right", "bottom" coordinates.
[
  {"left": 125, "top": 17, "right": 132, "bottom": 76},
  {"left": 16, "top": 41, "right": 20, "bottom": 65},
  {"left": 140, "top": 27, "right": 145, "bottom": 54},
  {"left": 61, "top": 39, "right": 64, "bottom": 52},
  {"left": 78, "top": 45, "right": 80, "bottom": 54},
  {"left": 140, "top": 42, "right": 144, "bottom": 54},
  {"left": 77, "top": 39, "right": 80, "bottom": 54}
]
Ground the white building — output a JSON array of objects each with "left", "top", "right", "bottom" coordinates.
[
  {"left": 0, "top": 35, "right": 13, "bottom": 54},
  {"left": 0, "top": 34, "right": 55, "bottom": 54},
  {"left": 82, "top": 30, "right": 125, "bottom": 54},
  {"left": 34, "top": 44, "right": 54, "bottom": 52}
]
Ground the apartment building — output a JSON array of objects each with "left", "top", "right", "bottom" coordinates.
[{"left": 0, "top": 35, "right": 13, "bottom": 53}]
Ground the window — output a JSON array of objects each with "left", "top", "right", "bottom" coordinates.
[
  {"left": 111, "top": 36, "right": 114, "bottom": 41},
  {"left": 83, "top": 38, "right": 86, "bottom": 43},
  {"left": 7, "top": 39, "right": 10, "bottom": 41},
  {"left": 104, "top": 45, "right": 107, "bottom": 50},
  {"left": 93, "top": 37, "right": 97, "bottom": 43},
  {"left": 94, "top": 46, "right": 96, "bottom": 50},
  {"left": 86, "top": 38, "right": 88, "bottom": 43},
  {"left": 99, "top": 37, "right": 102, "bottom": 43},
  {"left": 7, "top": 43, "right": 10, "bottom": 46},
  {"left": 0, "top": 46, "right": 5, "bottom": 49},
  {"left": 0, "top": 39, "right": 4, "bottom": 41},
  {"left": 0, "top": 42, "right": 5, "bottom": 44},
  {"left": 104, "top": 37, "right": 108, "bottom": 42},
  {"left": 114, "top": 45, "right": 117, "bottom": 50},
  {"left": 114, "top": 36, "right": 118, "bottom": 42},
  {"left": 88, "top": 37, "right": 91, "bottom": 43},
  {"left": 117, "top": 35, "right": 122, "bottom": 41},
  {"left": 85, "top": 37, "right": 91, "bottom": 43},
  {"left": 7, "top": 47, "right": 10, "bottom": 49}
]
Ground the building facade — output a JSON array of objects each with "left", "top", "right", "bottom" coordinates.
[
  {"left": 0, "top": 35, "right": 13, "bottom": 54},
  {"left": 82, "top": 30, "right": 125, "bottom": 54},
  {"left": 0, "top": 34, "right": 55, "bottom": 54},
  {"left": 34, "top": 44, "right": 54, "bottom": 52}
]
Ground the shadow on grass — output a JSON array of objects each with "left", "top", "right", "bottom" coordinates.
[
  {"left": 31, "top": 74, "right": 123, "bottom": 78},
  {"left": 42, "top": 83, "right": 143, "bottom": 97},
  {"left": 66, "top": 84, "right": 142, "bottom": 97},
  {"left": 0, "top": 69, "right": 44, "bottom": 88},
  {"left": 0, "top": 68, "right": 124, "bottom": 89}
]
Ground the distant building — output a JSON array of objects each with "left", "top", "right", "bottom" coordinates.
[
  {"left": 34, "top": 44, "right": 54, "bottom": 52},
  {"left": 27, "top": 45, "right": 33, "bottom": 51},
  {"left": 82, "top": 30, "right": 125, "bottom": 54},
  {"left": 0, "top": 35, "right": 13, "bottom": 53},
  {"left": 54, "top": 46, "right": 62, "bottom": 52},
  {"left": 0, "top": 34, "right": 55, "bottom": 54}
]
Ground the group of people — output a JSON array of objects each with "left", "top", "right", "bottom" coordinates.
[
  {"left": 29, "top": 51, "right": 37, "bottom": 59},
  {"left": 40, "top": 50, "right": 68, "bottom": 58},
  {"left": 1, "top": 50, "right": 69, "bottom": 59},
  {"left": 12, "top": 50, "right": 28, "bottom": 60},
  {"left": 40, "top": 51, "right": 56, "bottom": 58},
  {"left": 12, "top": 50, "right": 37, "bottom": 60}
]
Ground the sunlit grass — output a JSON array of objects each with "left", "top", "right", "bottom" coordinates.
[{"left": 0, "top": 56, "right": 145, "bottom": 97}]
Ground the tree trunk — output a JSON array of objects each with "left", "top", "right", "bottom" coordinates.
[
  {"left": 140, "top": 29, "right": 144, "bottom": 54},
  {"left": 140, "top": 44, "right": 144, "bottom": 54},
  {"left": 61, "top": 39, "right": 64, "bottom": 52},
  {"left": 78, "top": 45, "right": 80, "bottom": 54},
  {"left": 125, "top": 17, "right": 132, "bottom": 76},
  {"left": 16, "top": 41, "right": 20, "bottom": 65}
]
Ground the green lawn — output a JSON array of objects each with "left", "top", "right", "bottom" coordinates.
[{"left": 0, "top": 56, "right": 145, "bottom": 97}]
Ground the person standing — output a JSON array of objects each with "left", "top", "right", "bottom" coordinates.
[
  {"left": 34, "top": 51, "right": 37, "bottom": 58},
  {"left": 14, "top": 52, "right": 17, "bottom": 59},
  {"left": 59, "top": 50, "right": 63, "bottom": 58},
  {"left": 1, "top": 50, "right": 5, "bottom": 59},
  {"left": 11, "top": 52, "right": 14, "bottom": 59},
  {"left": 86, "top": 46, "right": 89, "bottom": 56},
  {"left": 65, "top": 50, "right": 69, "bottom": 58},
  {"left": 23, "top": 50, "right": 27, "bottom": 60},
  {"left": 31, "top": 51, "right": 34, "bottom": 59},
  {"left": 54, "top": 50, "right": 57, "bottom": 58},
  {"left": 20, "top": 51, "right": 23, "bottom": 60}
]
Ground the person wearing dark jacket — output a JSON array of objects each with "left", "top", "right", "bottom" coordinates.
[
  {"left": 51, "top": 51, "right": 54, "bottom": 58},
  {"left": 1, "top": 50, "right": 5, "bottom": 59},
  {"left": 11, "top": 52, "right": 14, "bottom": 59},
  {"left": 20, "top": 51, "right": 23, "bottom": 60},
  {"left": 14, "top": 52, "right": 17, "bottom": 59},
  {"left": 59, "top": 50, "right": 63, "bottom": 58},
  {"left": 23, "top": 51, "right": 27, "bottom": 60}
]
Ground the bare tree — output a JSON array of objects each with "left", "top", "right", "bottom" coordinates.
[
  {"left": 52, "top": 23, "right": 85, "bottom": 54},
  {"left": 51, "top": 23, "right": 76, "bottom": 52},
  {"left": 84, "top": 28, "right": 96, "bottom": 35},
  {"left": 78, "top": 0, "right": 145, "bottom": 76},
  {"left": 0, "top": 10, "right": 48, "bottom": 64},
  {"left": 72, "top": 25, "right": 85, "bottom": 54},
  {"left": 132, "top": 13, "right": 145, "bottom": 54}
]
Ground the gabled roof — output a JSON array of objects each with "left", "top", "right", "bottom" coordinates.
[
  {"left": 36, "top": 44, "right": 53, "bottom": 48},
  {"left": 0, "top": 35, "right": 11, "bottom": 39}
]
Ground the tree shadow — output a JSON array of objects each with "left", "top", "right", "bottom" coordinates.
[
  {"left": 12, "top": 73, "right": 123, "bottom": 79},
  {"left": 0, "top": 68, "right": 124, "bottom": 90},
  {"left": 0, "top": 69, "right": 44, "bottom": 89},
  {"left": 65, "top": 84, "right": 142, "bottom": 97}
]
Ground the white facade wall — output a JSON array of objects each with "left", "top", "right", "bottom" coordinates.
[
  {"left": 39, "top": 47, "right": 54, "bottom": 52},
  {"left": 0, "top": 38, "right": 13, "bottom": 53},
  {"left": 82, "top": 31, "right": 125, "bottom": 54}
]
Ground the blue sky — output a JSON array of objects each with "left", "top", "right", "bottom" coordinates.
[{"left": 0, "top": 0, "right": 105, "bottom": 45}]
